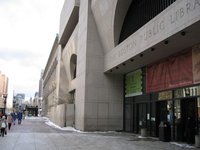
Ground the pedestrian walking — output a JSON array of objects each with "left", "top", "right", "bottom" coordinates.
[
  {"left": 0, "top": 116, "right": 7, "bottom": 137},
  {"left": 7, "top": 113, "right": 13, "bottom": 130},
  {"left": 17, "top": 111, "right": 23, "bottom": 124},
  {"left": 11, "top": 112, "right": 17, "bottom": 125},
  {"left": 0, "top": 112, "right": 3, "bottom": 118}
]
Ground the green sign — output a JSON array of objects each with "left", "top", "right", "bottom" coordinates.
[{"left": 125, "top": 69, "right": 142, "bottom": 97}]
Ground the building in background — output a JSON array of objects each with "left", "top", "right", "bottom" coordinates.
[
  {"left": 39, "top": 70, "right": 44, "bottom": 116},
  {"left": 0, "top": 71, "right": 8, "bottom": 114},
  {"left": 43, "top": 0, "right": 200, "bottom": 144},
  {"left": 13, "top": 93, "right": 25, "bottom": 112},
  {"left": 32, "top": 92, "right": 39, "bottom": 106},
  {"left": 24, "top": 92, "right": 39, "bottom": 117},
  {"left": 39, "top": 70, "right": 44, "bottom": 98}
]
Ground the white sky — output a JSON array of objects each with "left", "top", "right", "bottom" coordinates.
[{"left": 0, "top": 0, "right": 65, "bottom": 107}]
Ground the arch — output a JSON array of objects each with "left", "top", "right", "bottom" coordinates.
[
  {"left": 118, "top": 0, "right": 176, "bottom": 44},
  {"left": 70, "top": 54, "right": 77, "bottom": 80},
  {"left": 114, "top": 0, "right": 132, "bottom": 46}
]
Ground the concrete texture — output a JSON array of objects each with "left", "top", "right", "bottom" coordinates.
[
  {"left": 0, "top": 117, "right": 198, "bottom": 150},
  {"left": 66, "top": 104, "right": 74, "bottom": 126},
  {"left": 75, "top": 0, "right": 123, "bottom": 131}
]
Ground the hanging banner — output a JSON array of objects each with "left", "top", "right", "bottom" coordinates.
[
  {"left": 146, "top": 50, "right": 193, "bottom": 93},
  {"left": 192, "top": 44, "right": 200, "bottom": 84},
  {"left": 125, "top": 69, "right": 142, "bottom": 97}
]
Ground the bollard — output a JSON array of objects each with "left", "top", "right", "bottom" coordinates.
[{"left": 141, "top": 128, "right": 147, "bottom": 137}]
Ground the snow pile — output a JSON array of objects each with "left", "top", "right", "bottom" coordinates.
[
  {"left": 25, "top": 116, "right": 43, "bottom": 120},
  {"left": 43, "top": 117, "right": 118, "bottom": 134},
  {"left": 43, "top": 117, "right": 83, "bottom": 133},
  {"left": 170, "top": 142, "right": 195, "bottom": 149},
  {"left": 138, "top": 135, "right": 147, "bottom": 139}
]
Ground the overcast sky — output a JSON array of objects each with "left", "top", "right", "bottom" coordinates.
[{"left": 0, "top": 0, "right": 65, "bottom": 106}]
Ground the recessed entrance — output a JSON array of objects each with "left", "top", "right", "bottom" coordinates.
[
  {"left": 136, "top": 103, "right": 148, "bottom": 134},
  {"left": 174, "top": 98, "right": 197, "bottom": 144}
]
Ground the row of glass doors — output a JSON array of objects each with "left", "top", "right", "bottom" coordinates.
[
  {"left": 125, "top": 97, "right": 200, "bottom": 144},
  {"left": 155, "top": 98, "right": 197, "bottom": 143}
]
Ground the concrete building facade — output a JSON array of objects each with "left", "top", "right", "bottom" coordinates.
[
  {"left": 39, "top": 70, "right": 44, "bottom": 98},
  {"left": 0, "top": 71, "right": 8, "bottom": 114},
  {"left": 43, "top": 35, "right": 72, "bottom": 127},
  {"left": 0, "top": 72, "right": 8, "bottom": 97},
  {"left": 43, "top": 0, "right": 200, "bottom": 143}
]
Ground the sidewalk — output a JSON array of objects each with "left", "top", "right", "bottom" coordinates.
[{"left": 0, "top": 117, "right": 198, "bottom": 150}]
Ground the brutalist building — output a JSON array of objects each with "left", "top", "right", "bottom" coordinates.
[{"left": 43, "top": 0, "right": 200, "bottom": 144}]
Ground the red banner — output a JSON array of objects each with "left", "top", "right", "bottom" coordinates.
[
  {"left": 192, "top": 45, "right": 200, "bottom": 84},
  {"left": 146, "top": 49, "right": 193, "bottom": 93}
]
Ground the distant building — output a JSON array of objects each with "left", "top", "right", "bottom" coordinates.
[
  {"left": 0, "top": 71, "right": 8, "bottom": 97},
  {"left": 38, "top": 70, "right": 44, "bottom": 116},
  {"left": 39, "top": 70, "right": 44, "bottom": 98},
  {"left": 0, "top": 71, "right": 8, "bottom": 114},
  {"left": 24, "top": 92, "right": 39, "bottom": 117},
  {"left": 14, "top": 93, "right": 25, "bottom": 111}
]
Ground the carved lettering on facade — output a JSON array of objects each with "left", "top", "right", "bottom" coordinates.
[
  {"left": 170, "top": 0, "right": 200, "bottom": 24},
  {"left": 143, "top": 20, "right": 165, "bottom": 41},
  {"left": 106, "top": 0, "right": 200, "bottom": 70},
  {"left": 118, "top": 40, "right": 136, "bottom": 58}
]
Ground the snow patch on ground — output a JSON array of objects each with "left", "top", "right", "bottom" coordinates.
[
  {"left": 138, "top": 135, "right": 147, "bottom": 139},
  {"left": 170, "top": 142, "right": 195, "bottom": 149},
  {"left": 43, "top": 117, "right": 83, "bottom": 133},
  {"left": 43, "top": 117, "right": 119, "bottom": 134},
  {"left": 25, "top": 116, "right": 43, "bottom": 120}
]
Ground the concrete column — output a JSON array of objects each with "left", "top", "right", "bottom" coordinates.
[{"left": 76, "top": 0, "right": 123, "bottom": 131}]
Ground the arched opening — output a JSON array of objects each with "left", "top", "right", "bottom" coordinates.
[
  {"left": 114, "top": 0, "right": 132, "bottom": 46},
  {"left": 70, "top": 54, "right": 77, "bottom": 80},
  {"left": 118, "top": 0, "right": 176, "bottom": 44}
]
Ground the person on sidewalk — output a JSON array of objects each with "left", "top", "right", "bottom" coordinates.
[
  {"left": 7, "top": 113, "right": 13, "bottom": 130},
  {"left": 0, "top": 116, "right": 7, "bottom": 137},
  {"left": 17, "top": 111, "right": 23, "bottom": 125},
  {"left": 11, "top": 112, "right": 17, "bottom": 125}
]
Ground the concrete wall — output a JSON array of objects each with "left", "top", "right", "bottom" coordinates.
[
  {"left": 75, "top": 0, "right": 88, "bottom": 131},
  {"left": 59, "top": 0, "right": 79, "bottom": 45},
  {"left": 91, "top": 0, "right": 132, "bottom": 52},
  {"left": 43, "top": 36, "right": 59, "bottom": 117},
  {"left": 59, "top": 0, "right": 79, "bottom": 40},
  {"left": 49, "top": 104, "right": 66, "bottom": 127},
  {"left": 62, "top": 26, "right": 78, "bottom": 92},
  {"left": 66, "top": 104, "right": 74, "bottom": 126},
  {"left": 43, "top": 36, "right": 69, "bottom": 127},
  {"left": 76, "top": 0, "right": 123, "bottom": 131}
]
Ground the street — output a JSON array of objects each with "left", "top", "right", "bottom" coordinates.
[{"left": 0, "top": 117, "right": 198, "bottom": 150}]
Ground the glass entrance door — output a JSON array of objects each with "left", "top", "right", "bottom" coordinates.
[
  {"left": 156, "top": 101, "right": 173, "bottom": 138},
  {"left": 174, "top": 98, "right": 197, "bottom": 143},
  {"left": 181, "top": 98, "right": 196, "bottom": 144},
  {"left": 156, "top": 101, "right": 168, "bottom": 137},
  {"left": 137, "top": 103, "right": 147, "bottom": 133}
]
